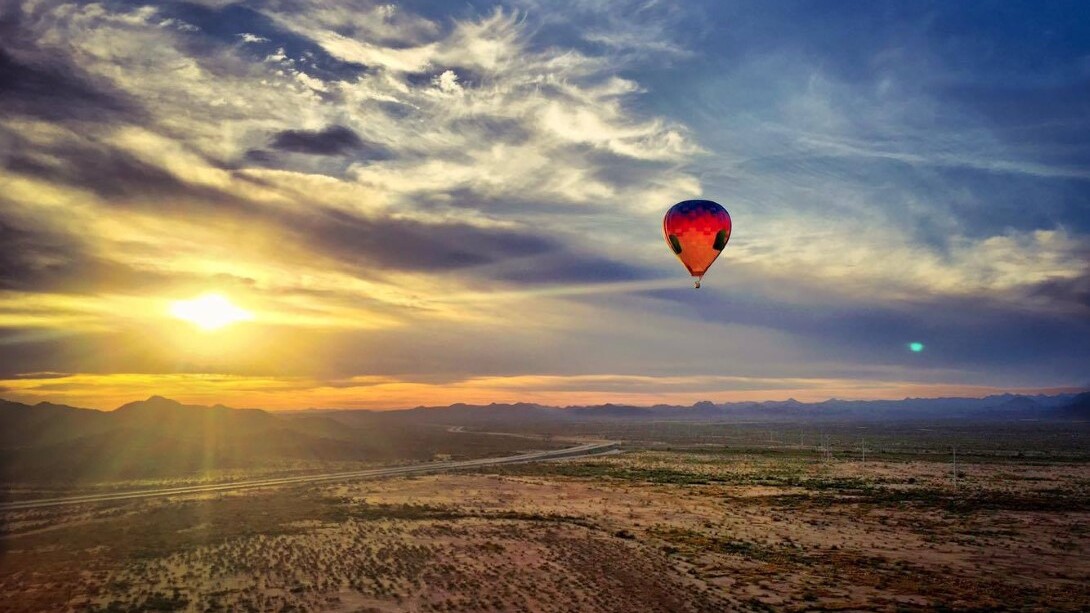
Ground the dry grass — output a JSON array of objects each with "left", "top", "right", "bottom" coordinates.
[{"left": 2, "top": 450, "right": 1088, "bottom": 611}]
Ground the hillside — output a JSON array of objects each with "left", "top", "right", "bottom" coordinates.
[
  {"left": 0, "top": 397, "right": 557, "bottom": 484},
  {"left": 1060, "top": 392, "right": 1090, "bottom": 419}
]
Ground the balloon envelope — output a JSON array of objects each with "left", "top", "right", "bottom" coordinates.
[{"left": 663, "top": 200, "right": 731, "bottom": 285}]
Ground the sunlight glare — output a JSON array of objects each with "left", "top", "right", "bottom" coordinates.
[{"left": 169, "top": 294, "right": 253, "bottom": 330}]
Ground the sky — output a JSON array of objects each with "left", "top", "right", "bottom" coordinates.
[{"left": 1, "top": 0, "right": 1087, "bottom": 410}]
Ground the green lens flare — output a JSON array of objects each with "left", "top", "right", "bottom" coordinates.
[{"left": 909, "top": 342, "right": 924, "bottom": 352}]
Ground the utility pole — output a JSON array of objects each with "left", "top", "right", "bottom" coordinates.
[{"left": 861, "top": 438, "right": 867, "bottom": 465}]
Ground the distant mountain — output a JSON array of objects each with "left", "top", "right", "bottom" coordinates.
[
  {"left": 110, "top": 396, "right": 303, "bottom": 441},
  {"left": 0, "top": 396, "right": 368, "bottom": 483},
  {"left": 0, "top": 396, "right": 553, "bottom": 484},
  {"left": 0, "top": 398, "right": 111, "bottom": 447},
  {"left": 330, "top": 402, "right": 561, "bottom": 429},
  {"left": 1059, "top": 392, "right": 1090, "bottom": 419},
  {"left": 320, "top": 392, "right": 1087, "bottom": 428}
]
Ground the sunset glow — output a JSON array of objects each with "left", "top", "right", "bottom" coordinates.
[{"left": 169, "top": 295, "right": 253, "bottom": 331}]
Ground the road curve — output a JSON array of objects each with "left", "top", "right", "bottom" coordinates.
[{"left": 0, "top": 441, "right": 618, "bottom": 512}]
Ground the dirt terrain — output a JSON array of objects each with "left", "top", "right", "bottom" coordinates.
[{"left": 2, "top": 448, "right": 1089, "bottom": 611}]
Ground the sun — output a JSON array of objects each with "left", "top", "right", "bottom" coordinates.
[{"left": 169, "top": 294, "right": 253, "bottom": 330}]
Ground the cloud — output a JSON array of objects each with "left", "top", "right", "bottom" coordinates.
[
  {"left": 238, "top": 33, "right": 270, "bottom": 44},
  {"left": 0, "top": 218, "right": 171, "bottom": 294},
  {"left": 508, "top": 0, "right": 693, "bottom": 62},
  {"left": 432, "top": 69, "right": 463, "bottom": 94},
  {"left": 286, "top": 207, "right": 557, "bottom": 272},
  {"left": 491, "top": 252, "right": 658, "bottom": 285},
  {"left": 0, "top": 46, "right": 140, "bottom": 124},
  {"left": 157, "top": 2, "right": 369, "bottom": 81},
  {"left": 1028, "top": 272, "right": 1090, "bottom": 312},
  {"left": 268, "top": 125, "right": 375, "bottom": 157},
  {"left": 1, "top": 130, "right": 242, "bottom": 207}
]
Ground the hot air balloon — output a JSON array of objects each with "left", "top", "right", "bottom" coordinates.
[{"left": 663, "top": 199, "right": 731, "bottom": 288}]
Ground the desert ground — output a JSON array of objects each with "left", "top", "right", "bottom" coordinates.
[{"left": 2, "top": 437, "right": 1089, "bottom": 612}]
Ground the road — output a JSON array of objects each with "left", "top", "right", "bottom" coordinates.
[{"left": 0, "top": 441, "right": 618, "bottom": 512}]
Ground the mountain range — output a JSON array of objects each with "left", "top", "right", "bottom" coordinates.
[
  {"left": 323, "top": 391, "right": 1090, "bottom": 427},
  {"left": 1, "top": 392, "right": 1086, "bottom": 484},
  {"left": 0, "top": 396, "right": 549, "bottom": 484}
]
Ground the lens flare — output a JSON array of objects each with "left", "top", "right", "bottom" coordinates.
[{"left": 909, "top": 342, "right": 924, "bottom": 352}]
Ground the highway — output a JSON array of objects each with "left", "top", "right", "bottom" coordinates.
[{"left": 0, "top": 441, "right": 618, "bottom": 512}]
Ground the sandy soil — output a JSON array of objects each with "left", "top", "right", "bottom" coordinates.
[{"left": 1, "top": 450, "right": 1088, "bottom": 611}]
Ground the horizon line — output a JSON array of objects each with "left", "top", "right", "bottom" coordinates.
[{"left": 4, "top": 386, "right": 1086, "bottom": 413}]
